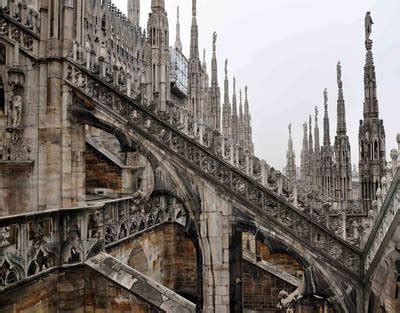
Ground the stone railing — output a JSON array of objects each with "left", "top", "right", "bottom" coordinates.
[
  {"left": 66, "top": 40, "right": 337, "bottom": 224},
  {"left": 0, "top": 193, "right": 188, "bottom": 290},
  {"left": 0, "top": 9, "right": 363, "bottom": 275},
  {"left": 0, "top": 2, "right": 40, "bottom": 56},
  {"left": 0, "top": 9, "right": 343, "bottom": 244},
  {"left": 363, "top": 170, "right": 400, "bottom": 276},
  {"left": 65, "top": 59, "right": 362, "bottom": 276},
  {"left": 363, "top": 140, "right": 400, "bottom": 276}
]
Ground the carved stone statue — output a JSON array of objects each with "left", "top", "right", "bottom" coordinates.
[
  {"left": 213, "top": 31, "right": 217, "bottom": 52},
  {"left": 323, "top": 88, "right": 328, "bottom": 108},
  {"left": 337, "top": 61, "right": 342, "bottom": 85},
  {"left": 192, "top": 0, "right": 197, "bottom": 17},
  {"left": 8, "top": 93, "right": 22, "bottom": 129},
  {"left": 365, "top": 11, "right": 374, "bottom": 41}
]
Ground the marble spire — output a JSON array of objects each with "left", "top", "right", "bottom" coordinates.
[
  {"left": 222, "top": 59, "right": 232, "bottom": 138},
  {"left": 232, "top": 77, "right": 239, "bottom": 143},
  {"left": 175, "top": 6, "right": 182, "bottom": 51},
  {"left": 190, "top": 0, "right": 199, "bottom": 60},
  {"left": 323, "top": 88, "right": 331, "bottom": 147},
  {"left": 314, "top": 106, "right": 320, "bottom": 151},
  {"left": 128, "top": 0, "right": 140, "bottom": 27},
  {"left": 336, "top": 62, "right": 347, "bottom": 136},
  {"left": 300, "top": 121, "right": 309, "bottom": 182},
  {"left": 286, "top": 124, "right": 297, "bottom": 181},
  {"left": 209, "top": 32, "right": 221, "bottom": 131},
  {"left": 359, "top": 11, "right": 386, "bottom": 211},
  {"left": 334, "top": 61, "right": 352, "bottom": 201}
]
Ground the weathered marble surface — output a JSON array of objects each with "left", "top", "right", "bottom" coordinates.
[{"left": 85, "top": 252, "right": 196, "bottom": 313}]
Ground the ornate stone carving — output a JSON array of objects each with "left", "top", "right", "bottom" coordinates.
[{"left": 0, "top": 227, "right": 11, "bottom": 248}]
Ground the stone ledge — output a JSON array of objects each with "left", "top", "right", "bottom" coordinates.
[
  {"left": 85, "top": 252, "right": 196, "bottom": 313},
  {"left": 0, "top": 160, "right": 34, "bottom": 169},
  {"left": 243, "top": 249, "right": 300, "bottom": 287}
]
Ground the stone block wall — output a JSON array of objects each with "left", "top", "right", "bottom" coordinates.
[
  {"left": 85, "top": 143, "right": 122, "bottom": 193},
  {"left": 242, "top": 260, "right": 335, "bottom": 312},
  {"left": 242, "top": 260, "right": 296, "bottom": 312},
  {"left": 0, "top": 267, "right": 161, "bottom": 313},
  {"left": 259, "top": 242, "right": 304, "bottom": 279},
  {"left": 108, "top": 223, "right": 198, "bottom": 303},
  {"left": 0, "top": 167, "right": 31, "bottom": 216},
  {"left": 0, "top": 271, "right": 58, "bottom": 312}
]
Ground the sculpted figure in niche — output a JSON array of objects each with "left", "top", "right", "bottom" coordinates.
[
  {"left": 8, "top": 92, "right": 22, "bottom": 129},
  {"left": 365, "top": 12, "right": 374, "bottom": 40}
]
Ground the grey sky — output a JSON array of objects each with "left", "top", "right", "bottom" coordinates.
[{"left": 114, "top": 0, "right": 400, "bottom": 170}]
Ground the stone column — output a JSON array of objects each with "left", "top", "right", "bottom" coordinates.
[
  {"left": 229, "top": 223, "right": 243, "bottom": 312},
  {"left": 199, "top": 181, "right": 231, "bottom": 313}
]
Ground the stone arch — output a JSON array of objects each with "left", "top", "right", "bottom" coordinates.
[
  {"left": 0, "top": 257, "right": 23, "bottom": 287},
  {"left": 126, "top": 222, "right": 199, "bottom": 304},
  {"left": 71, "top": 92, "right": 209, "bottom": 308},
  {"left": 127, "top": 240, "right": 149, "bottom": 275},
  {"left": 71, "top": 97, "right": 136, "bottom": 153},
  {"left": 27, "top": 249, "right": 56, "bottom": 277},
  {"left": 368, "top": 248, "right": 400, "bottom": 313},
  {"left": 237, "top": 219, "right": 355, "bottom": 313}
]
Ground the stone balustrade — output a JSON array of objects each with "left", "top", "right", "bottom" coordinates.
[
  {"left": 0, "top": 3, "right": 343, "bottom": 243},
  {"left": 0, "top": 192, "right": 188, "bottom": 290},
  {"left": 65, "top": 59, "right": 362, "bottom": 276},
  {"left": 0, "top": 1, "right": 40, "bottom": 56},
  {"left": 363, "top": 135, "right": 400, "bottom": 275}
]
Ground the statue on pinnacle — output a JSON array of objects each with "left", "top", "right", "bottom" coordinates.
[
  {"left": 192, "top": 0, "right": 197, "bottom": 17},
  {"left": 213, "top": 32, "right": 217, "bottom": 52},
  {"left": 337, "top": 62, "right": 342, "bottom": 85},
  {"left": 365, "top": 11, "right": 374, "bottom": 41}
]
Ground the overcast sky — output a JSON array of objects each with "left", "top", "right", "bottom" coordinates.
[{"left": 114, "top": 0, "right": 400, "bottom": 170}]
